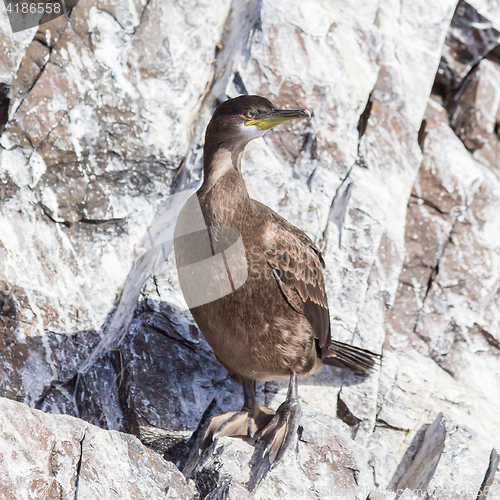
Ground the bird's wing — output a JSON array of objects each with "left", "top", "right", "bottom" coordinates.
[{"left": 255, "top": 201, "right": 331, "bottom": 349}]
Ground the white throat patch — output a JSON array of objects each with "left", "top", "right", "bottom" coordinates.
[{"left": 240, "top": 123, "right": 267, "bottom": 140}]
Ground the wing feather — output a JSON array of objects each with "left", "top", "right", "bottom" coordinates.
[{"left": 256, "top": 202, "right": 331, "bottom": 349}]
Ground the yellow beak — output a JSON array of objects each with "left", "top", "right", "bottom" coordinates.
[{"left": 245, "top": 108, "right": 311, "bottom": 130}]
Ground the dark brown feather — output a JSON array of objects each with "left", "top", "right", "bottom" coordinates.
[
  {"left": 323, "top": 340, "right": 381, "bottom": 372},
  {"left": 254, "top": 201, "right": 331, "bottom": 350}
]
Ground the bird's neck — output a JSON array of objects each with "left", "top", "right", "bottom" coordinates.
[
  {"left": 198, "top": 140, "right": 252, "bottom": 225},
  {"left": 201, "top": 140, "right": 250, "bottom": 196}
]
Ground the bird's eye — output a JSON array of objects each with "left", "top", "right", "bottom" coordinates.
[{"left": 246, "top": 110, "right": 256, "bottom": 118}]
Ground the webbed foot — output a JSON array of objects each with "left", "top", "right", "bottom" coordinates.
[
  {"left": 184, "top": 401, "right": 274, "bottom": 477},
  {"left": 248, "top": 373, "right": 301, "bottom": 491}
]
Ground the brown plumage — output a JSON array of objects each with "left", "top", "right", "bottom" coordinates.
[{"left": 174, "top": 95, "right": 380, "bottom": 490}]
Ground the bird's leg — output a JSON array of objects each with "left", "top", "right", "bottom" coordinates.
[
  {"left": 248, "top": 373, "right": 302, "bottom": 491},
  {"left": 183, "top": 380, "right": 275, "bottom": 477},
  {"left": 203, "top": 380, "right": 275, "bottom": 443},
  {"left": 241, "top": 380, "right": 277, "bottom": 437}
]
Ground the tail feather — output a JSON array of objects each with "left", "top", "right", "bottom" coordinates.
[{"left": 322, "top": 340, "right": 381, "bottom": 372}]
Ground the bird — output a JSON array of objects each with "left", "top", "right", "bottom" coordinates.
[{"left": 173, "top": 95, "right": 379, "bottom": 490}]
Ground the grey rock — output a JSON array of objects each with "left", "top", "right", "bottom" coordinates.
[
  {"left": 476, "top": 449, "right": 500, "bottom": 500},
  {"left": 204, "top": 479, "right": 253, "bottom": 500},
  {"left": 189, "top": 407, "right": 374, "bottom": 500},
  {"left": 0, "top": 396, "right": 194, "bottom": 500},
  {"left": 397, "top": 413, "right": 446, "bottom": 492},
  {"left": 434, "top": 0, "right": 500, "bottom": 94},
  {"left": 448, "top": 59, "right": 500, "bottom": 150}
]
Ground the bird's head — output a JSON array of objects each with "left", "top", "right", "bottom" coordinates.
[{"left": 205, "top": 95, "right": 311, "bottom": 146}]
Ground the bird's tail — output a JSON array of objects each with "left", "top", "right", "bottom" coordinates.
[{"left": 322, "top": 340, "right": 381, "bottom": 372}]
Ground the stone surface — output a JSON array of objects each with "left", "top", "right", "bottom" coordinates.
[
  {"left": 0, "top": 0, "right": 231, "bottom": 406},
  {"left": 448, "top": 59, "right": 500, "bottom": 150},
  {"left": 191, "top": 408, "right": 374, "bottom": 500},
  {"left": 386, "top": 109, "right": 500, "bottom": 406},
  {"left": 434, "top": 0, "right": 500, "bottom": 97},
  {"left": 0, "top": 397, "right": 194, "bottom": 500},
  {"left": 1, "top": 0, "right": 500, "bottom": 499}
]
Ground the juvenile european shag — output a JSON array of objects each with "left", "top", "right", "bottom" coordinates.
[{"left": 174, "top": 95, "right": 379, "bottom": 490}]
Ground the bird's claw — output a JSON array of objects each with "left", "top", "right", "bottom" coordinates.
[
  {"left": 183, "top": 405, "right": 275, "bottom": 478},
  {"left": 248, "top": 399, "right": 302, "bottom": 491}
]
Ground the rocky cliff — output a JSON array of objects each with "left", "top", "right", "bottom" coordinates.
[{"left": 1, "top": 0, "right": 499, "bottom": 498}]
